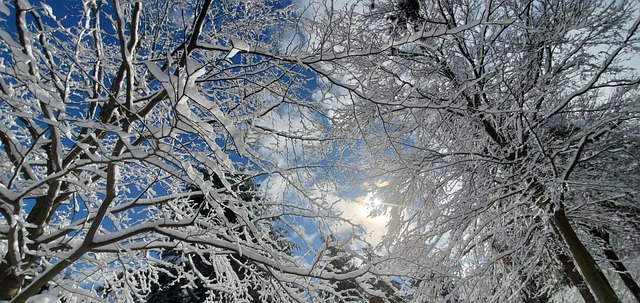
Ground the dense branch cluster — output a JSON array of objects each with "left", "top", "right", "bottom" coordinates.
[
  {"left": 0, "top": 0, "right": 377, "bottom": 302},
  {"left": 305, "top": 0, "right": 640, "bottom": 302}
]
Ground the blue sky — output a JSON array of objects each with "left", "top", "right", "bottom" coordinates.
[{"left": 0, "top": 0, "right": 391, "bottom": 278}]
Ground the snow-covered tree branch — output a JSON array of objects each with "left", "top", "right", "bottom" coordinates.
[
  {"left": 0, "top": 0, "right": 377, "bottom": 302},
  {"left": 293, "top": 0, "right": 640, "bottom": 301}
]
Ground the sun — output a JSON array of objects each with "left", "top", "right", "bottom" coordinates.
[
  {"left": 334, "top": 185, "right": 391, "bottom": 244},
  {"left": 354, "top": 192, "right": 388, "bottom": 225}
]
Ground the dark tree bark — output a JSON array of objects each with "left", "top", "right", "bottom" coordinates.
[
  {"left": 552, "top": 207, "right": 620, "bottom": 303},
  {"left": 590, "top": 228, "right": 640, "bottom": 302},
  {"left": 555, "top": 251, "right": 597, "bottom": 303},
  {"left": 0, "top": 261, "right": 23, "bottom": 300}
]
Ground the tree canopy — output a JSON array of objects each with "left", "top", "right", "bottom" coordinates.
[
  {"left": 302, "top": 0, "right": 640, "bottom": 301},
  {"left": 1, "top": 0, "right": 639, "bottom": 302}
]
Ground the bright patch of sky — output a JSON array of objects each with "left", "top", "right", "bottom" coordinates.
[
  {"left": 332, "top": 191, "right": 390, "bottom": 245},
  {"left": 250, "top": 0, "right": 396, "bottom": 253},
  {"left": 294, "top": 0, "right": 366, "bottom": 18}
]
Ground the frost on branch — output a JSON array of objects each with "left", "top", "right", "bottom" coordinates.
[
  {"left": 303, "top": 0, "right": 640, "bottom": 302},
  {"left": 0, "top": 0, "right": 376, "bottom": 302}
]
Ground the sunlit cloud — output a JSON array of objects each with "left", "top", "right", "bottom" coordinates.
[{"left": 332, "top": 192, "right": 390, "bottom": 246}]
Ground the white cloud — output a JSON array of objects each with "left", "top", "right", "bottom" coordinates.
[
  {"left": 278, "top": 28, "right": 306, "bottom": 55},
  {"left": 330, "top": 192, "right": 390, "bottom": 246},
  {"left": 294, "top": 0, "right": 368, "bottom": 18}
]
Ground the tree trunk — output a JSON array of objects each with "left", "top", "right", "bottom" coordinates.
[
  {"left": 552, "top": 206, "right": 620, "bottom": 303},
  {"left": 556, "top": 251, "right": 597, "bottom": 303},
  {"left": 590, "top": 228, "right": 640, "bottom": 302},
  {"left": 0, "top": 259, "right": 24, "bottom": 300}
]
